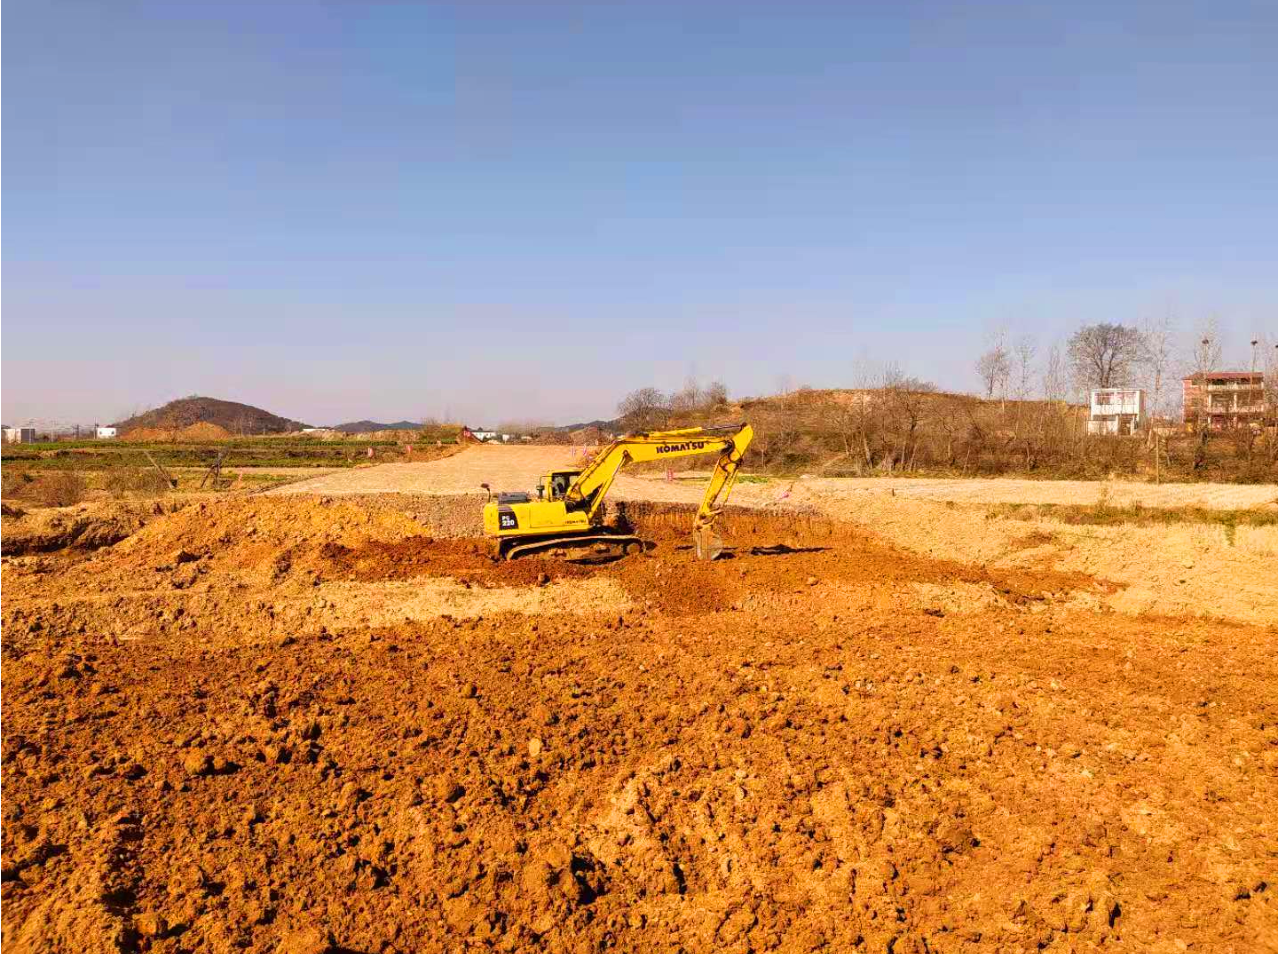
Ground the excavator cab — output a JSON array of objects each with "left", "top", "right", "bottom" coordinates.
[{"left": 539, "top": 471, "right": 580, "bottom": 502}]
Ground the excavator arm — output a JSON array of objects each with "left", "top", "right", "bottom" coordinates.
[{"left": 564, "top": 423, "right": 754, "bottom": 557}]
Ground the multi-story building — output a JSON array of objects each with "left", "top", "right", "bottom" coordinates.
[
  {"left": 1181, "top": 371, "right": 1266, "bottom": 429},
  {"left": 1087, "top": 388, "right": 1145, "bottom": 435}
]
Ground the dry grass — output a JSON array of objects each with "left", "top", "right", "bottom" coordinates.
[
  {"left": 34, "top": 471, "right": 88, "bottom": 507},
  {"left": 988, "top": 498, "right": 1278, "bottom": 532},
  {"left": 101, "top": 467, "right": 173, "bottom": 499}
]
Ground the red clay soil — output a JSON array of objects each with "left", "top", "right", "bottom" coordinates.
[
  {"left": 315, "top": 538, "right": 593, "bottom": 588},
  {"left": 1, "top": 499, "right": 1275, "bottom": 954}
]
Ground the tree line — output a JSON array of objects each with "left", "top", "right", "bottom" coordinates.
[
  {"left": 610, "top": 319, "right": 1277, "bottom": 481},
  {"left": 975, "top": 318, "right": 1277, "bottom": 422}
]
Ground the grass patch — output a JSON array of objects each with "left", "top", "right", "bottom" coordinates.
[
  {"left": 0, "top": 436, "right": 451, "bottom": 472},
  {"left": 665, "top": 473, "right": 769, "bottom": 484},
  {"left": 989, "top": 500, "right": 1278, "bottom": 531}
]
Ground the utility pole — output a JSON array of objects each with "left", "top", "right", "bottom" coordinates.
[
  {"left": 1198, "top": 337, "right": 1212, "bottom": 432},
  {"left": 1251, "top": 339, "right": 1261, "bottom": 429},
  {"left": 1272, "top": 343, "right": 1278, "bottom": 430}
]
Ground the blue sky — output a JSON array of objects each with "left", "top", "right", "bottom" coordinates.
[{"left": 4, "top": 1, "right": 1275, "bottom": 427}]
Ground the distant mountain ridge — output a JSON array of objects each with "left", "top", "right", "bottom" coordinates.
[
  {"left": 330, "top": 420, "right": 424, "bottom": 433},
  {"left": 113, "top": 396, "right": 308, "bottom": 435},
  {"left": 557, "top": 418, "right": 621, "bottom": 433}
]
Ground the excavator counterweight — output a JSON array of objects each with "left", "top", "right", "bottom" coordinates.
[{"left": 482, "top": 424, "right": 753, "bottom": 560}]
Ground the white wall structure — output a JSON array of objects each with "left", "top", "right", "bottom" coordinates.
[
  {"left": 96, "top": 426, "right": 118, "bottom": 439},
  {"left": 4, "top": 427, "right": 37, "bottom": 443},
  {"left": 1087, "top": 388, "right": 1145, "bottom": 435}
]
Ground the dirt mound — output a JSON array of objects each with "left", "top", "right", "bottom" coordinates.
[
  {"left": 175, "top": 421, "right": 232, "bottom": 441},
  {"left": 120, "top": 422, "right": 234, "bottom": 443},
  {"left": 120, "top": 426, "right": 171, "bottom": 442},
  {"left": 1, "top": 499, "right": 185, "bottom": 555},
  {"left": 93, "top": 497, "right": 430, "bottom": 588},
  {"left": 2, "top": 496, "right": 1275, "bottom": 953}
]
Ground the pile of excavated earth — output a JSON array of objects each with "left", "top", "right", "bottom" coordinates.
[
  {"left": 2, "top": 494, "right": 1275, "bottom": 954},
  {"left": 121, "top": 423, "right": 235, "bottom": 442}
]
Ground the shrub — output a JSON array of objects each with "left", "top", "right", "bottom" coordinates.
[
  {"left": 37, "top": 471, "right": 88, "bottom": 507},
  {"left": 102, "top": 467, "right": 172, "bottom": 498}
]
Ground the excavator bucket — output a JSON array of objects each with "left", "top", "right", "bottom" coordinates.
[{"left": 693, "top": 525, "right": 725, "bottom": 561}]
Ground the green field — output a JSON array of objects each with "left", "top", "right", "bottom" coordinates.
[
  {"left": 1, "top": 434, "right": 464, "bottom": 505},
  {"left": 1, "top": 435, "right": 455, "bottom": 471}
]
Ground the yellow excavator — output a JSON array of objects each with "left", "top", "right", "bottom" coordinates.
[{"left": 482, "top": 423, "right": 753, "bottom": 561}]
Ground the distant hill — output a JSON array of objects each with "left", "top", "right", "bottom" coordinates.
[
  {"left": 113, "top": 396, "right": 309, "bottom": 436},
  {"left": 330, "top": 420, "right": 424, "bottom": 434},
  {"left": 557, "top": 418, "right": 620, "bottom": 433}
]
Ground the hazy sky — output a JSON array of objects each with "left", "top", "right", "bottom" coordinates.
[{"left": 4, "top": 1, "right": 1276, "bottom": 427}]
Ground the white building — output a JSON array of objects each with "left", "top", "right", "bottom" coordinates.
[
  {"left": 96, "top": 426, "right": 118, "bottom": 439},
  {"left": 3, "top": 426, "right": 37, "bottom": 444},
  {"left": 1087, "top": 388, "right": 1145, "bottom": 435}
]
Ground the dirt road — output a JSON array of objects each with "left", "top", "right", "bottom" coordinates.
[
  {"left": 274, "top": 445, "right": 1278, "bottom": 509},
  {"left": 270, "top": 445, "right": 585, "bottom": 496}
]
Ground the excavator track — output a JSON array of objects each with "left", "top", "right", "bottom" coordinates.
[{"left": 502, "top": 532, "right": 645, "bottom": 562}]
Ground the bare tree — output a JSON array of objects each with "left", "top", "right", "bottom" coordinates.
[
  {"left": 664, "top": 376, "right": 731, "bottom": 414},
  {"left": 1188, "top": 317, "right": 1223, "bottom": 376},
  {"left": 1185, "top": 317, "right": 1224, "bottom": 430},
  {"left": 668, "top": 377, "right": 705, "bottom": 413},
  {"left": 1042, "top": 342, "right": 1068, "bottom": 402},
  {"left": 879, "top": 360, "right": 903, "bottom": 391},
  {"left": 975, "top": 337, "right": 1010, "bottom": 400},
  {"left": 616, "top": 387, "right": 670, "bottom": 430},
  {"left": 894, "top": 377, "right": 937, "bottom": 393},
  {"left": 850, "top": 354, "right": 878, "bottom": 390},
  {"left": 703, "top": 380, "right": 729, "bottom": 407},
  {"left": 1013, "top": 335, "right": 1037, "bottom": 400},
  {"left": 878, "top": 366, "right": 936, "bottom": 471},
  {"left": 1138, "top": 312, "right": 1177, "bottom": 422},
  {"left": 1067, "top": 323, "right": 1146, "bottom": 390},
  {"left": 1261, "top": 334, "right": 1278, "bottom": 424},
  {"left": 495, "top": 419, "right": 553, "bottom": 438}
]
